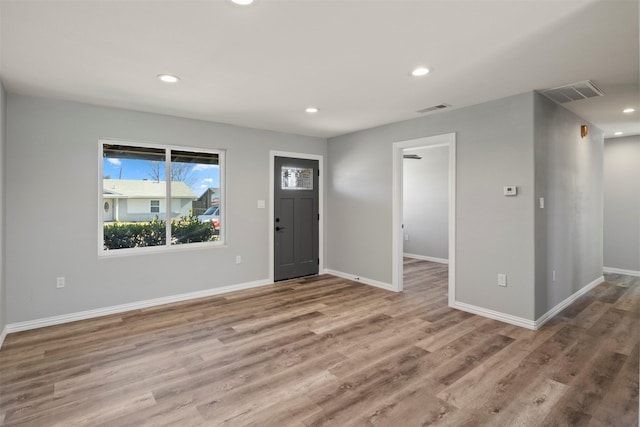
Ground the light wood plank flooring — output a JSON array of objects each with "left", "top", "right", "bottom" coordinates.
[{"left": 0, "top": 259, "right": 638, "bottom": 426}]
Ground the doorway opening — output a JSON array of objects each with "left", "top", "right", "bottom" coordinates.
[{"left": 392, "top": 133, "right": 456, "bottom": 306}]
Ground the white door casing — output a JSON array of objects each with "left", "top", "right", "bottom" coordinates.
[{"left": 392, "top": 133, "right": 456, "bottom": 307}]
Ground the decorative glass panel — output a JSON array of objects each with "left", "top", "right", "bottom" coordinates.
[{"left": 281, "top": 167, "right": 313, "bottom": 190}]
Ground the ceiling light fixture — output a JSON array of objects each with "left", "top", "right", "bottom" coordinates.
[
  {"left": 305, "top": 107, "right": 319, "bottom": 114},
  {"left": 230, "top": 0, "right": 255, "bottom": 5},
  {"left": 157, "top": 74, "right": 180, "bottom": 83},
  {"left": 411, "top": 67, "right": 430, "bottom": 77},
  {"left": 614, "top": 131, "right": 624, "bottom": 136},
  {"left": 622, "top": 108, "right": 635, "bottom": 113}
]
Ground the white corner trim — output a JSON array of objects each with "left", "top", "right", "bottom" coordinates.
[
  {"left": 5, "top": 279, "right": 272, "bottom": 334},
  {"left": 324, "top": 269, "right": 395, "bottom": 292},
  {"left": 603, "top": 267, "right": 640, "bottom": 277},
  {"left": 0, "top": 326, "right": 7, "bottom": 350},
  {"left": 534, "top": 275, "right": 604, "bottom": 329},
  {"left": 450, "top": 301, "right": 536, "bottom": 330},
  {"left": 403, "top": 253, "right": 449, "bottom": 264}
]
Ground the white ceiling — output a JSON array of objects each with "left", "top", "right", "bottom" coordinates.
[{"left": 1, "top": 0, "right": 638, "bottom": 139}]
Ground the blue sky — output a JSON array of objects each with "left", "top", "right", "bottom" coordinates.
[{"left": 103, "top": 158, "right": 220, "bottom": 197}]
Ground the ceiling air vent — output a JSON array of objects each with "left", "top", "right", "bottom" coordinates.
[
  {"left": 540, "top": 80, "right": 604, "bottom": 104},
  {"left": 417, "top": 103, "right": 451, "bottom": 114}
]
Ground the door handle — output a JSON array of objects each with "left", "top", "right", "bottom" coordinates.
[{"left": 275, "top": 226, "right": 285, "bottom": 231}]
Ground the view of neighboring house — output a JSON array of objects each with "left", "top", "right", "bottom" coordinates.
[
  {"left": 192, "top": 187, "right": 220, "bottom": 216},
  {"left": 103, "top": 179, "right": 197, "bottom": 222}
]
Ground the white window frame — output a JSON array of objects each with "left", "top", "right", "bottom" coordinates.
[
  {"left": 98, "top": 138, "right": 226, "bottom": 257},
  {"left": 150, "top": 200, "right": 160, "bottom": 213}
]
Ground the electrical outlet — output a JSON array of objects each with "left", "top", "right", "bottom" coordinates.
[
  {"left": 56, "top": 277, "right": 65, "bottom": 289},
  {"left": 404, "top": 234, "right": 409, "bottom": 241},
  {"left": 498, "top": 274, "right": 507, "bottom": 287},
  {"left": 552, "top": 270, "right": 556, "bottom": 282},
  {"left": 235, "top": 255, "right": 241, "bottom": 264}
]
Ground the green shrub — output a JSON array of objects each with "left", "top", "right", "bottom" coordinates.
[
  {"left": 171, "top": 215, "right": 215, "bottom": 244},
  {"left": 103, "top": 216, "right": 215, "bottom": 250}
]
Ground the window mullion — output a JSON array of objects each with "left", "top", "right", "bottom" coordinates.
[{"left": 165, "top": 149, "right": 172, "bottom": 247}]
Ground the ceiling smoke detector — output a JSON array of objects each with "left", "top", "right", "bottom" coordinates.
[
  {"left": 540, "top": 80, "right": 604, "bottom": 104},
  {"left": 417, "top": 103, "right": 450, "bottom": 114}
]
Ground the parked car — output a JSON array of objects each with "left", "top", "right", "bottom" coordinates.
[{"left": 197, "top": 206, "right": 220, "bottom": 231}]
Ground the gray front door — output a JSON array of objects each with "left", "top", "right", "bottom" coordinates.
[{"left": 274, "top": 157, "right": 319, "bottom": 281}]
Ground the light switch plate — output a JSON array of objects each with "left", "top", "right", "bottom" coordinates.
[{"left": 498, "top": 274, "right": 507, "bottom": 287}]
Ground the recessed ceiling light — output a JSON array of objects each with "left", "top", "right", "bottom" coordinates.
[
  {"left": 157, "top": 74, "right": 180, "bottom": 83},
  {"left": 614, "top": 131, "right": 624, "bottom": 136},
  {"left": 411, "top": 67, "right": 430, "bottom": 77},
  {"left": 230, "top": 0, "right": 254, "bottom": 5},
  {"left": 305, "top": 107, "right": 319, "bottom": 114},
  {"left": 623, "top": 108, "right": 635, "bottom": 113}
]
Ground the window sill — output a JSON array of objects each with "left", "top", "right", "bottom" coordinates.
[{"left": 98, "top": 240, "right": 227, "bottom": 259}]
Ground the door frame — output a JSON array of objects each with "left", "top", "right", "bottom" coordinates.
[
  {"left": 269, "top": 151, "right": 324, "bottom": 283},
  {"left": 392, "top": 133, "right": 456, "bottom": 306}
]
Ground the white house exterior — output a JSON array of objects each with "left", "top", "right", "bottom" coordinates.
[{"left": 103, "top": 179, "right": 197, "bottom": 222}]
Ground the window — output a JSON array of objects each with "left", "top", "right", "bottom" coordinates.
[
  {"left": 281, "top": 166, "right": 313, "bottom": 190},
  {"left": 100, "top": 140, "right": 224, "bottom": 253}
]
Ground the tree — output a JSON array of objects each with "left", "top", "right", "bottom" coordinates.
[
  {"left": 147, "top": 161, "right": 162, "bottom": 182},
  {"left": 147, "top": 161, "right": 196, "bottom": 186}
]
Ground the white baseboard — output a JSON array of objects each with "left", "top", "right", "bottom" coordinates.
[
  {"left": 324, "top": 269, "right": 395, "bottom": 292},
  {"left": 0, "top": 326, "right": 7, "bottom": 350},
  {"left": 452, "top": 275, "right": 605, "bottom": 331},
  {"left": 2, "top": 271, "right": 609, "bottom": 340},
  {"left": 534, "top": 275, "right": 604, "bottom": 329},
  {"left": 603, "top": 267, "right": 640, "bottom": 277},
  {"left": 403, "top": 253, "right": 449, "bottom": 264},
  {"left": 450, "top": 301, "right": 536, "bottom": 330},
  {"left": 5, "top": 278, "right": 272, "bottom": 334}
]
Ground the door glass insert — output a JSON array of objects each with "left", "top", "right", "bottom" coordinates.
[{"left": 281, "top": 166, "right": 313, "bottom": 190}]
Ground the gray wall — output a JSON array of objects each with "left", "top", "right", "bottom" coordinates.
[
  {"left": 328, "top": 92, "right": 536, "bottom": 320},
  {"left": 533, "top": 93, "right": 604, "bottom": 318},
  {"left": 403, "top": 145, "right": 448, "bottom": 260},
  {"left": 5, "top": 94, "right": 326, "bottom": 323},
  {"left": 603, "top": 135, "right": 640, "bottom": 273},
  {"left": 0, "top": 81, "right": 6, "bottom": 335},
  {"left": 3, "top": 89, "right": 607, "bottom": 327}
]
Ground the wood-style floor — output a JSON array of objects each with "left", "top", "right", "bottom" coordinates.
[{"left": 0, "top": 259, "right": 638, "bottom": 426}]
